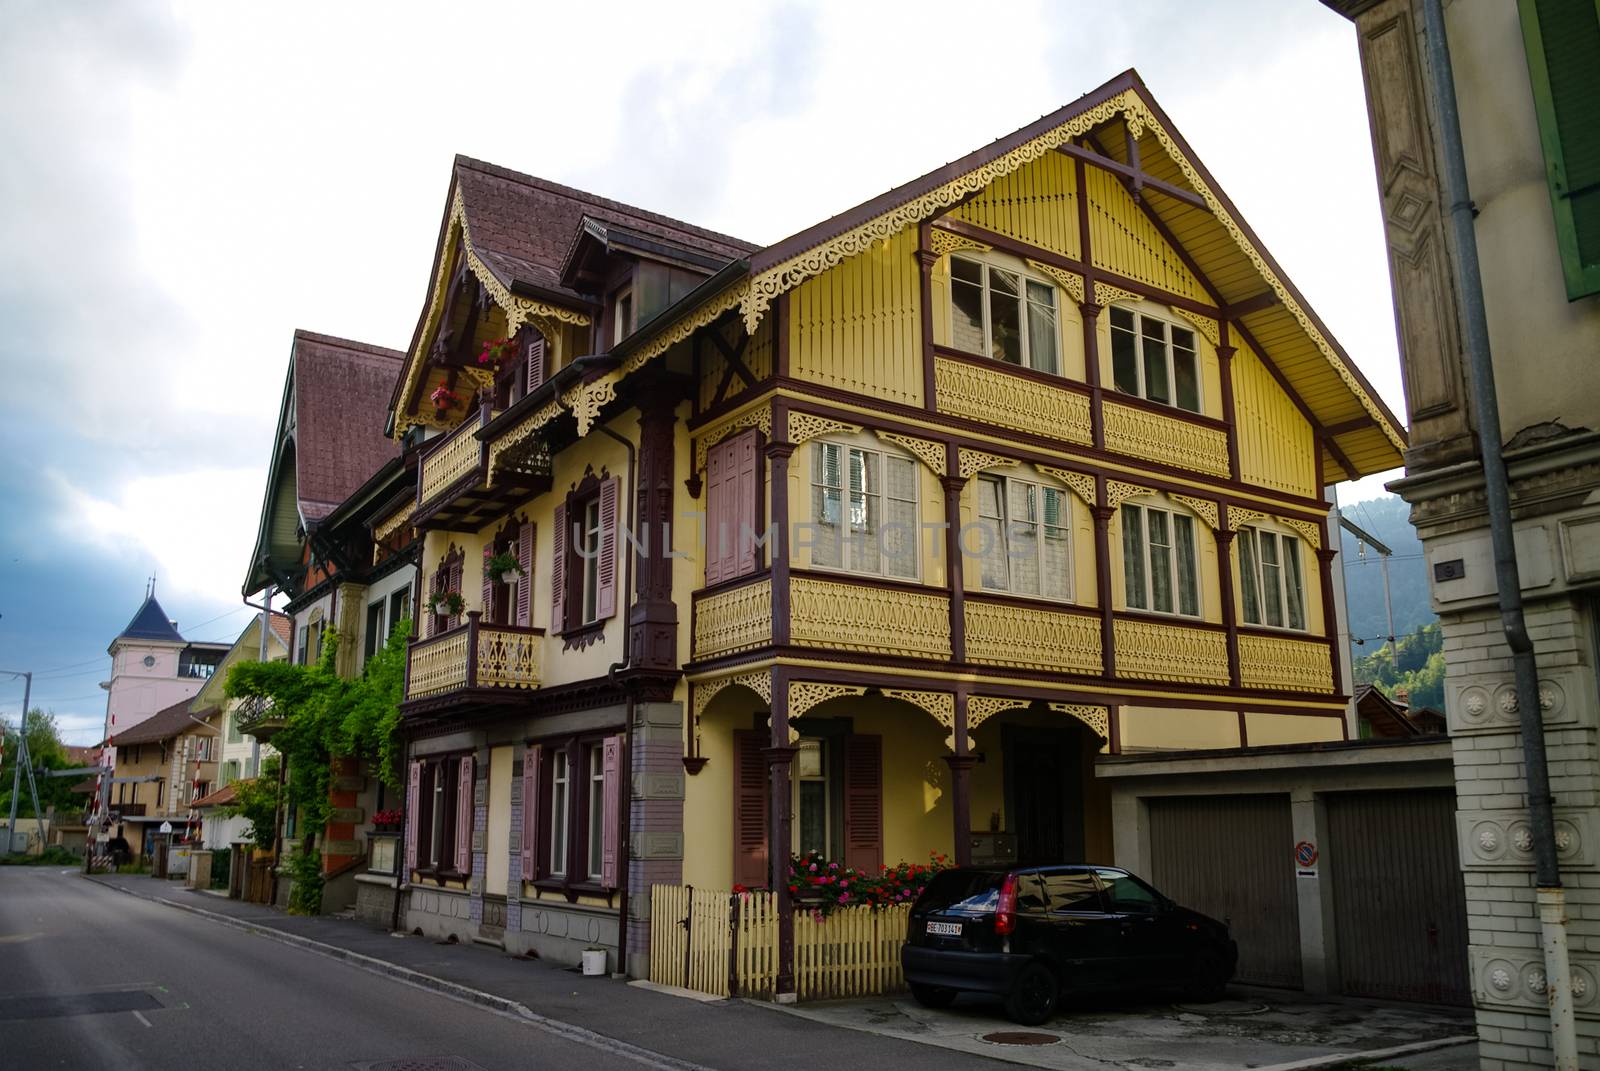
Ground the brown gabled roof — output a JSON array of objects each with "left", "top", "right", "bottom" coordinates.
[
  {"left": 111, "top": 699, "right": 219, "bottom": 747},
  {"left": 292, "top": 331, "right": 405, "bottom": 523},
  {"left": 192, "top": 782, "right": 238, "bottom": 809},
  {"left": 267, "top": 611, "right": 293, "bottom": 647}
]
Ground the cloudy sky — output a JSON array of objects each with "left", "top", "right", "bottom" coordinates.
[{"left": 0, "top": 0, "right": 1407, "bottom": 744}]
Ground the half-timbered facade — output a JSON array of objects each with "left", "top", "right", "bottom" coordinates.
[{"left": 389, "top": 70, "right": 1405, "bottom": 986}]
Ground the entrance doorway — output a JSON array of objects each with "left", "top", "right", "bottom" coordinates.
[{"left": 1004, "top": 727, "right": 1084, "bottom": 865}]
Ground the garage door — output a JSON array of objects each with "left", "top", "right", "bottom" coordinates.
[
  {"left": 1147, "top": 794, "right": 1302, "bottom": 989},
  {"left": 1326, "top": 789, "right": 1470, "bottom": 1005}
]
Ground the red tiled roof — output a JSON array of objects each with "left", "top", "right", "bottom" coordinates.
[
  {"left": 110, "top": 699, "right": 219, "bottom": 747},
  {"left": 267, "top": 611, "right": 293, "bottom": 647},
  {"left": 192, "top": 782, "right": 238, "bottom": 808},
  {"left": 292, "top": 331, "right": 404, "bottom": 522}
]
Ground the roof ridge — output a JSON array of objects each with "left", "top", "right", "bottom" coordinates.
[{"left": 292, "top": 329, "right": 405, "bottom": 360}]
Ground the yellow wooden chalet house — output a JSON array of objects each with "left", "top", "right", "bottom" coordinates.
[{"left": 384, "top": 69, "right": 1405, "bottom": 989}]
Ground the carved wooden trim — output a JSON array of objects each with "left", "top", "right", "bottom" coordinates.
[
  {"left": 1038, "top": 465, "right": 1097, "bottom": 506},
  {"left": 881, "top": 432, "right": 947, "bottom": 476},
  {"left": 787, "top": 412, "right": 861, "bottom": 448},
  {"left": 930, "top": 230, "right": 993, "bottom": 258},
  {"left": 1105, "top": 480, "right": 1156, "bottom": 511},
  {"left": 1026, "top": 260, "right": 1085, "bottom": 306},
  {"left": 1172, "top": 494, "right": 1220, "bottom": 530},
  {"left": 958, "top": 448, "right": 1020, "bottom": 480},
  {"left": 790, "top": 681, "right": 866, "bottom": 719}
]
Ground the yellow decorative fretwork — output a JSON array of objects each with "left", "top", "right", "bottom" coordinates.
[
  {"left": 1094, "top": 282, "right": 1143, "bottom": 308},
  {"left": 1281, "top": 517, "right": 1323, "bottom": 550},
  {"left": 476, "top": 626, "right": 540, "bottom": 690},
  {"left": 790, "top": 681, "right": 867, "bottom": 719},
  {"left": 957, "top": 447, "right": 1020, "bottom": 481},
  {"left": 967, "top": 695, "right": 1029, "bottom": 733},
  {"left": 965, "top": 602, "right": 1100, "bottom": 676},
  {"left": 1225, "top": 507, "right": 1322, "bottom": 550},
  {"left": 373, "top": 502, "right": 413, "bottom": 545},
  {"left": 788, "top": 412, "right": 861, "bottom": 448},
  {"left": 739, "top": 90, "right": 1137, "bottom": 333},
  {"left": 566, "top": 373, "right": 619, "bottom": 437},
  {"left": 1103, "top": 400, "right": 1230, "bottom": 479},
  {"left": 1113, "top": 618, "right": 1230, "bottom": 686},
  {"left": 882, "top": 689, "right": 956, "bottom": 746},
  {"left": 691, "top": 669, "right": 773, "bottom": 720},
  {"left": 694, "top": 403, "right": 773, "bottom": 474},
  {"left": 1172, "top": 494, "right": 1220, "bottom": 531},
  {"left": 1026, "top": 260, "right": 1086, "bottom": 307},
  {"left": 790, "top": 576, "right": 951, "bottom": 660},
  {"left": 881, "top": 432, "right": 947, "bottom": 476},
  {"left": 1227, "top": 506, "right": 1267, "bottom": 531},
  {"left": 1038, "top": 465, "right": 1097, "bottom": 507},
  {"left": 1105, "top": 480, "right": 1156, "bottom": 511},
  {"left": 934, "top": 356, "right": 1093, "bottom": 446},
  {"left": 1173, "top": 307, "right": 1221, "bottom": 347},
  {"left": 417, "top": 420, "right": 484, "bottom": 507},
  {"left": 620, "top": 282, "right": 750, "bottom": 378},
  {"left": 1048, "top": 703, "right": 1110, "bottom": 740},
  {"left": 406, "top": 631, "right": 469, "bottom": 699},
  {"left": 692, "top": 579, "right": 773, "bottom": 658},
  {"left": 486, "top": 397, "right": 562, "bottom": 487},
  {"left": 1239, "top": 634, "right": 1334, "bottom": 693},
  {"left": 930, "top": 230, "right": 993, "bottom": 259}
]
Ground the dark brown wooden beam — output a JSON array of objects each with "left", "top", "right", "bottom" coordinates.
[
  {"left": 1225, "top": 291, "right": 1282, "bottom": 318},
  {"left": 1055, "top": 142, "right": 1210, "bottom": 212},
  {"left": 1323, "top": 416, "right": 1376, "bottom": 436}
]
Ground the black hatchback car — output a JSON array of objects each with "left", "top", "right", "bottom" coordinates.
[{"left": 902, "top": 865, "right": 1237, "bottom": 1025}]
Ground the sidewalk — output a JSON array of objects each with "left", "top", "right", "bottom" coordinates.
[{"left": 86, "top": 871, "right": 1477, "bottom": 1071}]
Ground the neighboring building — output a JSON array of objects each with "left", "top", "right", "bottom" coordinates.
[
  {"left": 105, "top": 698, "right": 221, "bottom": 859},
  {"left": 241, "top": 329, "right": 418, "bottom": 911},
  {"left": 1355, "top": 682, "right": 1446, "bottom": 738},
  {"left": 383, "top": 69, "right": 1411, "bottom": 984},
  {"left": 194, "top": 613, "right": 291, "bottom": 786},
  {"left": 99, "top": 591, "right": 229, "bottom": 754},
  {"left": 1325, "top": 1, "right": 1600, "bottom": 1065}
]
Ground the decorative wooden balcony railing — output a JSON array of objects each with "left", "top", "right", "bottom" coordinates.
[
  {"left": 413, "top": 405, "right": 551, "bottom": 532},
  {"left": 790, "top": 574, "right": 951, "bottom": 660},
  {"left": 964, "top": 596, "right": 1100, "bottom": 675},
  {"left": 1112, "top": 615, "right": 1231, "bottom": 686},
  {"left": 1238, "top": 632, "right": 1335, "bottom": 693},
  {"left": 932, "top": 352, "right": 1093, "bottom": 446},
  {"left": 417, "top": 409, "right": 487, "bottom": 508},
  {"left": 404, "top": 613, "right": 543, "bottom": 705},
  {"left": 693, "top": 577, "right": 773, "bottom": 659},
  {"left": 1101, "top": 397, "right": 1230, "bottom": 479}
]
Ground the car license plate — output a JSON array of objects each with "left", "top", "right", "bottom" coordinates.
[{"left": 926, "top": 920, "right": 961, "bottom": 936}]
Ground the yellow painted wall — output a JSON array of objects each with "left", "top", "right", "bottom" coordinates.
[
  {"left": 681, "top": 687, "right": 764, "bottom": 891},
  {"left": 1107, "top": 491, "right": 1223, "bottom": 625},
  {"left": 1118, "top": 706, "right": 1241, "bottom": 751},
  {"left": 1233, "top": 338, "right": 1317, "bottom": 498},
  {"left": 1244, "top": 711, "right": 1342, "bottom": 746},
  {"left": 1084, "top": 166, "right": 1204, "bottom": 301},
  {"left": 788, "top": 226, "right": 922, "bottom": 407},
  {"left": 837, "top": 697, "right": 955, "bottom": 868},
  {"left": 485, "top": 745, "right": 512, "bottom": 894},
  {"left": 948, "top": 150, "right": 1081, "bottom": 261}
]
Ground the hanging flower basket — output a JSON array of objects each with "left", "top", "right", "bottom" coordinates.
[
  {"left": 486, "top": 551, "right": 523, "bottom": 584},
  {"left": 430, "top": 382, "right": 464, "bottom": 419},
  {"left": 428, "top": 591, "right": 464, "bottom": 616},
  {"left": 477, "top": 336, "right": 516, "bottom": 372}
]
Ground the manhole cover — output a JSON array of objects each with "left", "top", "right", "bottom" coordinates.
[
  {"left": 981, "top": 1031, "right": 1060, "bottom": 1046},
  {"left": 351, "top": 1059, "right": 489, "bottom": 1071}
]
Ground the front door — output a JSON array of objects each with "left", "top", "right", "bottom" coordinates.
[{"left": 1005, "top": 727, "right": 1082, "bottom": 866}]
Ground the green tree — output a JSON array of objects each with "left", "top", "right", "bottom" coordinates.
[
  {"left": 224, "top": 754, "right": 282, "bottom": 852},
  {"left": 0, "top": 709, "right": 84, "bottom": 819},
  {"left": 1353, "top": 623, "right": 1446, "bottom": 710}
]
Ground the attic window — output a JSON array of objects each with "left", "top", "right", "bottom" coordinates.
[
  {"left": 1109, "top": 306, "right": 1200, "bottom": 414},
  {"left": 614, "top": 289, "right": 636, "bottom": 345},
  {"left": 949, "top": 256, "right": 1059, "bottom": 374}
]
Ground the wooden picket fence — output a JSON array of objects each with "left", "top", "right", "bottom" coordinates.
[{"left": 649, "top": 885, "right": 911, "bottom": 1001}]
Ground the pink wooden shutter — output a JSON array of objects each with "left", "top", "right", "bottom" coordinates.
[
  {"left": 596, "top": 477, "right": 619, "bottom": 619},
  {"left": 405, "top": 760, "right": 421, "bottom": 874},
  {"left": 733, "top": 731, "right": 769, "bottom": 888},
  {"left": 842, "top": 734, "right": 883, "bottom": 873},
  {"left": 601, "top": 734, "right": 622, "bottom": 888},
  {"left": 733, "top": 430, "right": 760, "bottom": 577},
  {"left": 551, "top": 502, "right": 567, "bottom": 632},
  {"left": 516, "top": 523, "right": 535, "bottom": 627},
  {"left": 448, "top": 557, "right": 464, "bottom": 629},
  {"left": 521, "top": 745, "right": 541, "bottom": 881},
  {"left": 525, "top": 334, "right": 545, "bottom": 392},
  {"left": 481, "top": 545, "right": 496, "bottom": 622},
  {"left": 454, "top": 756, "right": 473, "bottom": 874},
  {"left": 705, "top": 439, "right": 730, "bottom": 585}
]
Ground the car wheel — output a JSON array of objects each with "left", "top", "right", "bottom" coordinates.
[
  {"left": 1186, "top": 952, "right": 1230, "bottom": 1002},
  {"left": 909, "top": 982, "right": 958, "bottom": 1009},
  {"left": 1004, "top": 962, "right": 1059, "bottom": 1026}
]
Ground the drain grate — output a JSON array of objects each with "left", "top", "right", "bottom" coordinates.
[
  {"left": 981, "top": 1031, "right": 1060, "bottom": 1046},
  {"left": 0, "top": 990, "right": 162, "bottom": 1021},
  {"left": 351, "top": 1059, "right": 489, "bottom": 1071}
]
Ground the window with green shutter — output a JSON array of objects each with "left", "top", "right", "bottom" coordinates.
[{"left": 1519, "top": 0, "right": 1600, "bottom": 300}]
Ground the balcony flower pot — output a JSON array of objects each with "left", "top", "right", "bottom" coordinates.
[
  {"left": 427, "top": 591, "right": 464, "bottom": 617},
  {"left": 581, "top": 947, "right": 607, "bottom": 976},
  {"left": 429, "top": 383, "right": 464, "bottom": 419},
  {"left": 486, "top": 551, "right": 523, "bottom": 584}
]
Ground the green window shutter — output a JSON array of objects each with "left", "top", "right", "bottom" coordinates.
[{"left": 1519, "top": 0, "right": 1600, "bottom": 299}]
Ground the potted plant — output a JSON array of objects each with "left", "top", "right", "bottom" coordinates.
[
  {"left": 372, "top": 808, "right": 404, "bottom": 832},
  {"left": 427, "top": 590, "right": 464, "bottom": 617},
  {"left": 477, "top": 336, "right": 516, "bottom": 372},
  {"left": 485, "top": 550, "right": 523, "bottom": 584},
  {"left": 430, "top": 382, "right": 464, "bottom": 420}
]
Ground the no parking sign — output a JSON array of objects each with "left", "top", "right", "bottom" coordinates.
[{"left": 1295, "top": 840, "right": 1319, "bottom": 878}]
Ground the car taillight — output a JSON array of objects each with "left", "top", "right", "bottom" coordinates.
[{"left": 995, "top": 872, "right": 1018, "bottom": 936}]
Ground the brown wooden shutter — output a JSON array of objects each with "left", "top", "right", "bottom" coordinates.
[
  {"left": 551, "top": 502, "right": 568, "bottom": 632},
  {"left": 733, "top": 429, "right": 760, "bottom": 577},
  {"left": 454, "top": 755, "right": 474, "bottom": 874},
  {"left": 842, "top": 734, "right": 883, "bottom": 874},
  {"left": 705, "top": 439, "right": 729, "bottom": 586},
  {"left": 601, "top": 734, "right": 621, "bottom": 889},
  {"left": 733, "top": 730, "right": 769, "bottom": 888},
  {"left": 596, "top": 477, "right": 619, "bottom": 619},
  {"left": 516, "top": 523, "right": 535, "bottom": 627},
  {"left": 447, "top": 557, "right": 464, "bottom": 629},
  {"left": 521, "top": 745, "right": 540, "bottom": 882},
  {"left": 405, "top": 760, "right": 421, "bottom": 874},
  {"left": 525, "top": 334, "right": 546, "bottom": 392},
  {"left": 481, "top": 545, "right": 496, "bottom": 622}
]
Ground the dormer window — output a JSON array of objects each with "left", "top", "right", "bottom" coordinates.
[
  {"left": 1109, "top": 306, "right": 1200, "bottom": 413},
  {"left": 614, "top": 288, "right": 636, "bottom": 345},
  {"left": 950, "top": 256, "right": 1060, "bottom": 374}
]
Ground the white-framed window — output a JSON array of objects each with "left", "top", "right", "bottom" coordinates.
[
  {"left": 429, "top": 769, "right": 447, "bottom": 867},
  {"left": 1121, "top": 502, "right": 1200, "bottom": 617},
  {"left": 1109, "top": 306, "right": 1201, "bottom": 413},
  {"left": 950, "top": 255, "right": 1060, "bottom": 374},
  {"left": 580, "top": 499, "right": 603, "bottom": 625},
  {"left": 550, "top": 750, "right": 570, "bottom": 877},
  {"left": 1238, "top": 526, "right": 1307, "bottom": 630},
  {"left": 795, "top": 737, "right": 830, "bottom": 858},
  {"left": 586, "top": 746, "right": 606, "bottom": 882},
  {"left": 810, "top": 441, "right": 918, "bottom": 579},
  {"left": 614, "top": 288, "right": 635, "bottom": 344},
  {"left": 973, "top": 473, "right": 1072, "bottom": 601}
]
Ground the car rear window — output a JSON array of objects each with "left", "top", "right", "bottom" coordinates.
[{"left": 915, "top": 870, "right": 1006, "bottom": 915}]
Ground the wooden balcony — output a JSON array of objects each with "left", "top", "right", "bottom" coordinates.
[
  {"left": 403, "top": 613, "right": 544, "bottom": 712},
  {"left": 414, "top": 405, "right": 550, "bottom": 532}
]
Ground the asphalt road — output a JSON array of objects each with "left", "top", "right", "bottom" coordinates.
[{"left": 0, "top": 866, "right": 701, "bottom": 1071}]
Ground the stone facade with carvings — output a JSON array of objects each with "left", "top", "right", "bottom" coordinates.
[{"left": 1328, "top": 0, "right": 1600, "bottom": 1065}]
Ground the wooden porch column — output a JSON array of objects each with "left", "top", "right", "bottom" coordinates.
[
  {"left": 767, "top": 401, "right": 794, "bottom": 648},
  {"left": 766, "top": 670, "right": 797, "bottom": 1000},
  {"left": 945, "top": 690, "right": 975, "bottom": 866},
  {"left": 917, "top": 224, "right": 938, "bottom": 410},
  {"left": 1217, "top": 326, "right": 1241, "bottom": 483},
  {"left": 1092, "top": 492, "right": 1116, "bottom": 679},
  {"left": 942, "top": 447, "right": 967, "bottom": 663},
  {"left": 1080, "top": 302, "right": 1105, "bottom": 451},
  {"left": 1214, "top": 522, "right": 1243, "bottom": 690},
  {"left": 1316, "top": 547, "right": 1343, "bottom": 696}
]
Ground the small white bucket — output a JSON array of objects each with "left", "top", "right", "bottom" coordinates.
[{"left": 581, "top": 949, "right": 607, "bottom": 976}]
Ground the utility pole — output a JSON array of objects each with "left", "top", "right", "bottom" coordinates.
[{"left": 3, "top": 671, "right": 43, "bottom": 854}]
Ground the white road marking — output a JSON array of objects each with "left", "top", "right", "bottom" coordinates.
[{"left": 132, "top": 1010, "right": 153, "bottom": 1028}]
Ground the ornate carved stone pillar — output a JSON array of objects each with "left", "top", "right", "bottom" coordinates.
[{"left": 629, "top": 393, "right": 679, "bottom": 670}]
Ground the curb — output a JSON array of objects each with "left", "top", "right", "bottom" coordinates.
[
  {"left": 1252, "top": 1035, "right": 1478, "bottom": 1071},
  {"left": 83, "top": 874, "right": 714, "bottom": 1071}
]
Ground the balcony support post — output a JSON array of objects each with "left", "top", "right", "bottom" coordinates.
[
  {"left": 629, "top": 391, "right": 680, "bottom": 670},
  {"left": 465, "top": 612, "right": 480, "bottom": 690}
]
